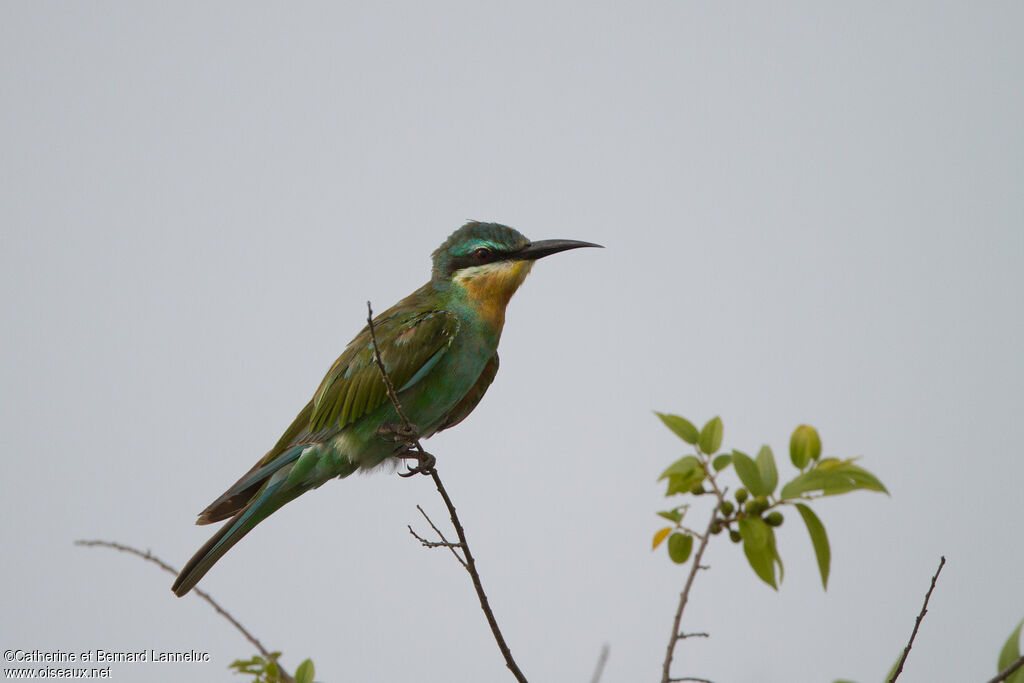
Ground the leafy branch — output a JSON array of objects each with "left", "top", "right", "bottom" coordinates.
[
  {"left": 659, "top": 506, "right": 718, "bottom": 683},
  {"left": 74, "top": 539, "right": 311, "bottom": 683},
  {"left": 990, "top": 620, "right": 1024, "bottom": 683},
  {"left": 652, "top": 414, "right": 888, "bottom": 682}
]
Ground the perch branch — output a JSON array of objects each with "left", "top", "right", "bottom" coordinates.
[{"left": 366, "top": 301, "right": 528, "bottom": 683}]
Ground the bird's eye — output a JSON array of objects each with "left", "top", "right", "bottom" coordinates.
[{"left": 472, "top": 247, "right": 491, "bottom": 261}]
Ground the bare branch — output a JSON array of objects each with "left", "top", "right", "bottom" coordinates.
[
  {"left": 426, "top": 465, "right": 528, "bottom": 683},
  {"left": 74, "top": 539, "right": 293, "bottom": 683},
  {"left": 668, "top": 677, "right": 714, "bottom": 683},
  {"left": 366, "top": 301, "right": 528, "bottom": 683},
  {"left": 888, "top": 556, "right": 946, "bottom": 683},
  {"left": 679, "top": 632, "right": 709, "bottom": 640},
  {"left": 588, "top": 643, "right": 610, "bottom": 683},
  {"left": 989, "top": 654, "right": 1024, "bottom": 683}
]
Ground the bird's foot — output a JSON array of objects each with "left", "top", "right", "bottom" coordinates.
[
  {"left": 396, "top": 447, "right": 436, "bottom": 477},
  {"left": 378, "top": 421, "right": 420, "bottom": 444},
  {"left": 380, "top": 422, "right": 433, "bottom": 476}
]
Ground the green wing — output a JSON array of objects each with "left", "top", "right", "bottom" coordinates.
[
  {"left": 309, "top": 308, "right": 459, "bottom": 432},
  {"left": 196, "top": 298, "right": 458, "bottom": 526}
]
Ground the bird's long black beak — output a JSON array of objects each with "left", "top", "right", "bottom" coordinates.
[{"left": 513, "top": 239, "right": 603, "bottom": 261}]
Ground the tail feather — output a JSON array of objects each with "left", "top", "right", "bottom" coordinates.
[
  {"left": 196, "top": 445, "right": 307, "bottom": 525},
  {"left": 172, "top": 480, "right": 292, "bottom": 596},
  {"left": 174, "top": 437, "right": 360, "bottom": 596}
]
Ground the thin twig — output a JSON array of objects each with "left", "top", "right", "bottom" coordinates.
[
  {"left": 660, "top": 512, "right": 718, "bottom": 683},
  {"left": 407, "top": 525, "right": 460, "bottom": 549},
  {"left": 989, "top": 654, "right": 1024, "bottom": 683},
  {"left": 679, "top": 632, "right": 709, "bottom": 639},
  {"left": 676, "top": 525, "right": 706, "bottom": 541},
  {"left": 409, "top": 505, "right": 467, "bottom": 568},
  {"left": 668, "top": 677, "right": 714, "bottom": 683},
  {"left": 366, "top": 301, "right": 528, "bottom": 683},
  {"left": 888, "top": 556, "right": 946, "bottom": 683},
  {"left": 74, "top": 539, "right": 293, "bottom": 683},
  {"left": 418, "top": 504, "right": 461, "bottom": 550},
  {"left": 589, "top": 644, "right": 610, "bottom": 683}
]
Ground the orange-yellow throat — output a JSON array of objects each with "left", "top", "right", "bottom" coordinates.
[{"left": 454, "top": 260, "right": 534, "bottom": 330}]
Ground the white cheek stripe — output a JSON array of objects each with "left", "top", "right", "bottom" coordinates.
[{"left": 453, "top": 261, "right": 516, "bottom": 283}]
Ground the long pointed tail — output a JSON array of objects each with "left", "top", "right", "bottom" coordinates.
[{"left": 172, "top": 480, "right": 293, "bottom": 596}]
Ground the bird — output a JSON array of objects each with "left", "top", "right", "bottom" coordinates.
[{"left": 171, "top": 221, "right": 600, "bottom": 596}]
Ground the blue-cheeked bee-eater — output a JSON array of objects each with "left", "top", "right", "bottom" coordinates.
[{"left": 172, "top": 221, "right": 600, "bottom": 596}]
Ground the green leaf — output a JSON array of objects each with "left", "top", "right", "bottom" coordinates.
[
  {"left": 657, "top": 509, "right": 683, "bottom": 523},
  {"left": 767, "top": 524, "right": 783, "bottom": 583},
  {"left": 666, "top": 473, "right": 706, "bottom": 496},
  {"left": 780, "top": 462, "right": 888, "bottom": 499},
  {"left": 781, "top": 470, "right": 844, "bottom": 499},
  {"left": 661, "top": 455, "right": 706, "bottom": 496},
  {"left": 790, "top": 424, "right": 822, "bottom": 468},
  {"left": 738, "top": 517, "right": 776, "bottom": 588},
  {"left": 698, "top": 416, "right": 723, "bottom": 454},
  {"left": 712, "top": 453, "right": 732, "bottom": 471},
  {"left": 230, "top": 657, "right": 263, "bottom": 675},
  {"left": 838, "top": 463, "right": 888, "bottom": 494},
  {"left": 998, "top": 619, "right": 1023, "bottom": 679},
  {"left": 655, "top": 412, "right": 699, "bottom": 444},
  {"left": 757, "top": 445, "right": 778, "bottom": 495},
  {"left": 738, "top": 515, "right": 767, "bottom": 548},
  {"left": 652, "top": 526, "right": 672, "bottom": 549},
  {"left": 667, "top": 532, "right": 694, "bottom": 564},
  {"left": 795, "top": 503, "right": 831, "bottom": 590},
  {"left": 884, "top": 654, "right": 901, "bottom": 683},
  {"left": 295, "top": 659, "right": 315, "bottom": 683},
  {"left": 732, "top": 450, "right": 767, "bottom": 497},
  {"left": 659, "top": 455, "right": 701, "bottom": 481}
]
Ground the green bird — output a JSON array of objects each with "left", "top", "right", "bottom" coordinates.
[{"left": 172, "top": 221, "right": 600, "bottom": 596}]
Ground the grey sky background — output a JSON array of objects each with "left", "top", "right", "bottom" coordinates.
[{"left": 2, "top": 3, "right": 1022, "bottom": 682}]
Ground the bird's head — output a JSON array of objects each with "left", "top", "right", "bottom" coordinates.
[{"left": 431, "top": 221, "right": 601, "bottom": 326}]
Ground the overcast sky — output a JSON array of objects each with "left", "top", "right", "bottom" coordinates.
[{"left": 2, "top": 3, "right": 1022, "bottom": 682}]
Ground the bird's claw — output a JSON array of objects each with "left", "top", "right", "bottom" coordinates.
[
  {"left": 397, "top": 448, "right": 436, "bottom": 477},
  {"left": 379, "top": 421, "right": 420, "bottom": 443}
]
